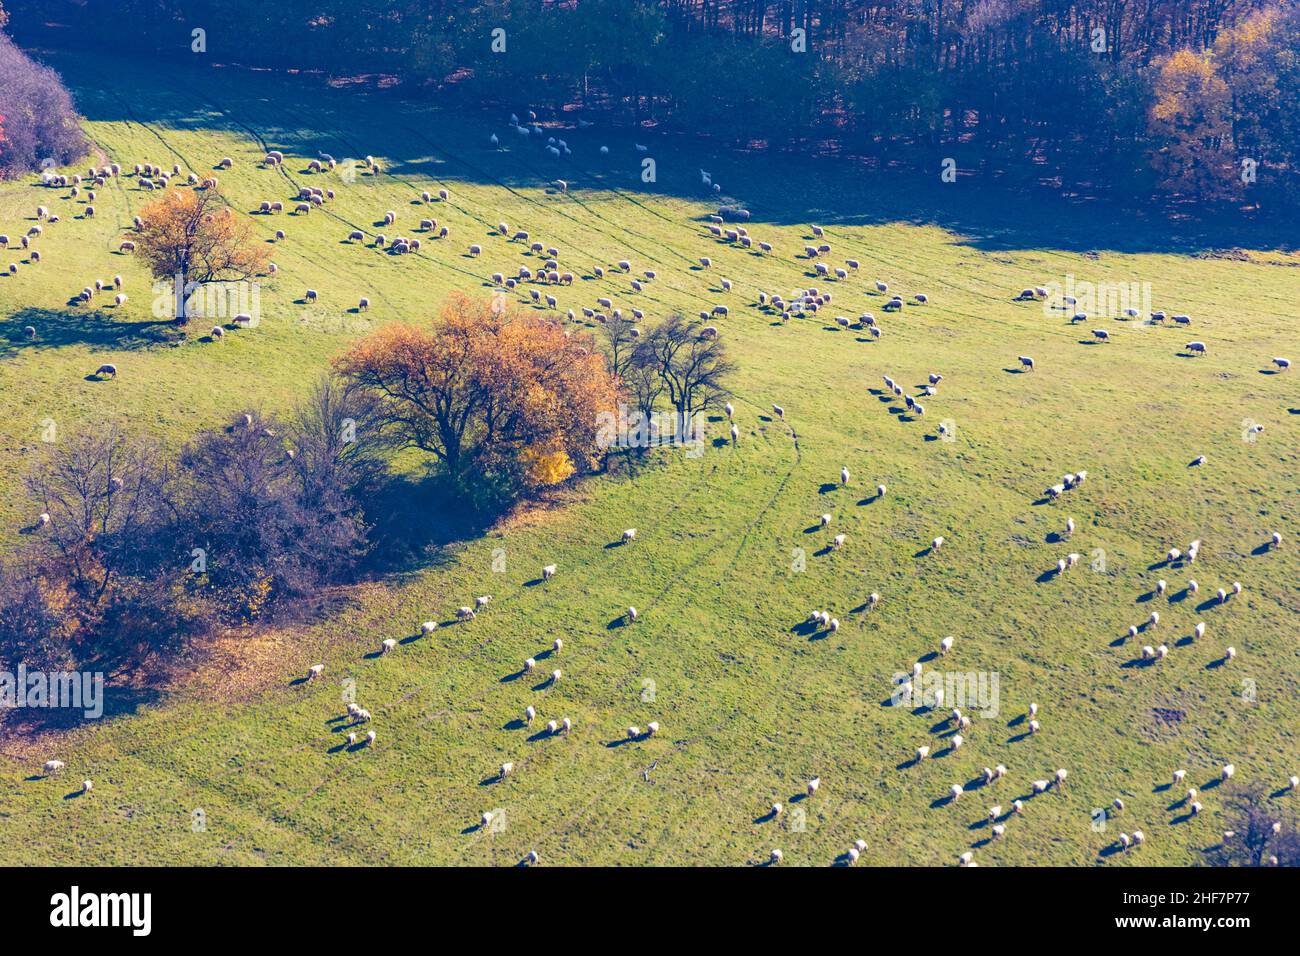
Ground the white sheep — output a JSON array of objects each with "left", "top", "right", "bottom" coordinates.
[
  {"left": 525, "top": 705, "right": 536, "bottom": 725},
  {"left": 542, "top": 564, "right": 557, "bottom": 581},
  {"left": 622, "top": 528, "right": 637, "bottom": 543},
  {"left": 380, "top": 638, "right": 397, "bottom": 654},
  {"left": 553, "top": 638, "right": 563, "bottom": 654},
  {"left": 832, "top": 533, "right": 846, "bottom": 551},
  {"left": 1221, "top": 764, "right": 1235, "bottom": 781},
  {"left": 770, "top": 849, "right": 783, "bottom": 865},
  {"left": 43, "top": 759, "right": 65, "bottom": 776},
  {"left": 932, "top": 536, "right": 944, "bottom": 551},
  {"left": 550, "top": 669, "right": 562, "bottom": 684},
  {"left": 939, "top": 636, "right": 954, "bottom": 655},
  {"left": 524, "top": 657, "right": 536, "bottom": 672},
  {"left": 628, "top": 607, "right": 638, "bottom": 623},
  {"left": 308, "top": 663, "right": 325, "bottom": 680},
  {"left": 949, "top": 784, "right": 963, "bottom": 802}
]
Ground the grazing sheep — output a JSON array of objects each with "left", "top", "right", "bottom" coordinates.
[
  {"left": 949, "top": 784, "right": 963, "bottom": 802},
  {"left": 1028, "top": 719, "right": 1040, "bottom": 734},
  {"left": 380, "top": 638, "right": 397, "bottom": 655},
  {"left": 1193, "top": 622, "right": 1205, "bottom": 640},
  {"left": 877, "top": 484, "right": 887, "bottom": 497},
  {"left": 770, "top": 849, "right": 783, "bottom": 865},
  {"left": 1272, "top": 357, "right": 1290, "bottom": 371},
  {"left": 932, "top": 536, "right": 944, "bottom": 551},
  {"left": 550, "top": 669, "right": 562, "bottom": 684},
  {"left": 114, "top": 293, "right": 127, "bottom": 307},
  {"left": 552, "top": 638, "right": 563, "bottom": 655},
  {"left": 1222, "top": 764, "right": 1235, "bottom": 781},
  {"left": 305, "top": 290, "right": 318, "bottom": 302},
  {"left": 525, "top": 705, "right": 536, "bottom": 725},
  {"left": 1018, "top": 355, "right": 1035, "bottom": 371},
  {"left": 1270, "top": 531, "right": 1282, "bottom": 548},
  {"left": 951, "top": 734, "right": 964, "bottom": 751},
  {"left": 94, "top": 363, "right": 118, "bottom": 378},
  {"left": 820, "top": 513, "right": 832, "bottom": 528},
  {"left": 500, "top": 762, "right": 514, "bottom": 778},
  {"left": 939, "top": 636, "right": 954, "bottom": 655},
  {"left": 628, "top": 607, "right": 638, "bottom": 623},
  {"left": 211, "top": 326, "right": 225, "bottom": 339},
  {"left": 1031, "top": 780, "right": 1050, "bottom": 794},
  {"left": 308, "top": 663, "right": 325, "bottom": 680},
  {"left": 524, "top": 658, "right": 536, "bottom": 673},
  {"left": 1141, "top": 646, "right": 1156, "bottom": 660},
  {"left": 807, "top": 777, "right": 821, "bottom": 797},
  {"left": 1186, "top": 341, "right": 1207, "bottom": 355},
  {"left": 917, "top": 746, "right": 930, "bottom": 761},
  {"left": 958, "top": 851, "right": 974, "bottom": 866},
  {"left": 43, "top": 759, "right": 65, "bottom": 776},
  {"left": 621, "top": 528, "right": 637, "bottom": 544},
  {"left": 1225, "top": 646, "right": 1237, "bottom": 663},
  {"left": 542, "top": 564, "right": 557, "bottom": 581}
]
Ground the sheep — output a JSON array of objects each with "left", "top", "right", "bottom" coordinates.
[
  {"left": 114, "top": 293, "right": 127, "bottom": 307},
  {"left": 94, "top": 363, "right": 118, "bottom": 379},
  {"left": 524, "top": 658, "right": 537, "bottom": 673},
  {"left": 730, "top": 424, "right": 739, "bottom": 442},
  {"left": 770, "top": 849, "right": 783, "bottom": 865},
  {"left": 525, "top": 705, "right": 536, "bottom": 725},
  {"left": 438, "top": 189, "right": 449, "bottom": 201},
  {"left": 951, "top": 734, "right": 964, "bottom": 751},
  {"left": 550, "top": 669, "right": 562, "bottom": 684},
  {"left": 628, "top": 607, "right": 639, "bottom": 623},
  {"left": 621, "top": 528, "right": 637, "bottom": 544},
  {"left": 561, "top": 716, "right": 572, "bottom": 734},
  {"left": 949, "top": 784, "right": 963, "bottom": 802},
  {"left": 1270, "top": 531, "right": 1282, "bottom": 549},
  {"left": 958, "top": 851, "right": 974, "bottom": 867},
  {"left": 939, "top": 636, "right": 954, "bottom": 655},
  {"left": 308, "top": 663, "right": 325, "bottom": 681},
  {"left": 807, "top": 777, "right": 821, "bottom": 797},
  {"left": 1272, "top": 357, "right": 1291, "bottom": 371},
  {"left": 1186, "top": 341, "right": 1207, "bottom": 355},
  {"left": 500, "top": 762, "right": 514, "bottom": 778},
  {"left": 868, "top": 592, "right": 881, "bottom": 609},
  {"left": 468, "top": 244, "right": 482, "bottom": 257},
  {"left": 1221, "top": 764, "right": 1235, "bottom": 782},
  {"left": 305, "top": 290, "right": 318, "bottom": 302},
  {"left": 916, "top": 746, "right": 930, "bottom": 761},
  {"left": 1092, "top": 329, "right": 1110, "bottom": 342},
  {"left": 1141, "top": 645, "right": 1156, "bottom": 660},
  {"left": 552, "top": 638, "right": 563, "bottom": 654},
  {"left": 1018, "top": 355, "right": 1035, "bottom": 371},
  {"left": 820, "top": 513, "right": 832, "bottom": 529},
  {"left": 995, "top": 764, "right": 1008, "bottom": 779},
  {"left": 1188, "top": 580, "right": 1199, "bottom": 594},
  {"left": 932, "top": 536, "right": 944, "bottom": 551},
  {"left": 380, "top": 638, "right": 397, "bottom": 655},
  {"left": 1232, "top": 581, "right": 1243, "bottom": 596},
  {"left": 1028, "top": 719, "right": 1040, "bottom": 734},
  {"left": 1031, "top": 779, "right": 1050, "bottom": 794},
  {"left": 43, "top": 759, "right": 65, "bottom": 776},
  {"left": 1216, "top": 587, "right": 1228, "bottom": 603},
  {"left": 1119, "top": 832, "right": 1132, "bottom": 849},
  {"left": 542, "top": 564, "right": 557, "bottom": 581},
  {"left": 1012, "top": 800, "right": 1025, "bottom": 814}
]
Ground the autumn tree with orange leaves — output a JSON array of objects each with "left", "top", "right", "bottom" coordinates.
[
  {"left": 335, "top": 293, "right": 621, "bottom": 501},
  {"left": 135, "top": 188, "right": 270, "bottom": 323}
]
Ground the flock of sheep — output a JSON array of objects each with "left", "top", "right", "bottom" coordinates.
[{"left": 15, "top": 107, "right": 1294, "bottom": 867}]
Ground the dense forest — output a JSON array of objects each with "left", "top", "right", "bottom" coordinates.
[{"left": 5, "top": 0, "right": 1299, "bottom": 205}]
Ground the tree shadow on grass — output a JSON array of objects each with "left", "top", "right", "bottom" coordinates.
[{"left": 0, "top": 307, "right": 182, "bottom": 358}]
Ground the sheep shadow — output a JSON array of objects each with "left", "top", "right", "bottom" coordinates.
[
  {"left": 1170, "top": 588, "right": 1192, "bottom": 604},
  {"left": 1195, "top": 598, "right": 1222, "bottom": 613},
  {"left": 526, "top": 728, "right": 554, "bottom": 742},
  {"left": 523, "top": 578, "right": 546, "bottom": 587},
  {"left": 1120, "top": 657, "right": 1156, "bottom": 669},
  {"left": 1250, "top": 542, "right": 1272, "bottom": 556},
  {"left": 605, "top": 737, "right": 639, "bottom": 748},
  {"left": 818, "top": 483, "right": 838, "bottom": 494},
  {"left": 499, "top": 669, "right": 527, "bottom": 684},
  {"left": 1007, "top": 732, "right": 1032, "bottom": 743},
  {"left": 531, "top": 678, "right": 555, "bottom": 692},
  {"left": 63, "top": 789, "right": 86, "bottom": 801},
  {"left": 607, "top": 615, "right": 631, "bottom": 629},
  {"left": 1097, "top": 843, "right": 1125, "bottom": 858},
  {"left": 914, "top": 547, "right": 935, "bottom": 558},
  {"left": 1170, "top": 811, "right": 1195, "bottom": 825},
  {"left": 857, "top": 494, "right": 883, "bottom": 506},
  {"left": 930, "top": 795, "right": 957, "bottom": 809},
  {"left": 1035, "top": 568, "right": 1061, "bottom": 583}
]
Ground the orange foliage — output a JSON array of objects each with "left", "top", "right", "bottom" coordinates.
[
  {"left": 135, "top": 188, "right": 270, "bottom": 290},
  {"left": 336, "top": 293, "right": 620, "bottom": 490}
]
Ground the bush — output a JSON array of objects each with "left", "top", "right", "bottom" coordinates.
[{"left": 0, "top": 32, "right": 86, "bottom": 177}]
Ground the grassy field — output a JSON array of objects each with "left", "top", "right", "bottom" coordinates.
[{"left": 0, "top": 48, "right": 1296, "bottom": 866}]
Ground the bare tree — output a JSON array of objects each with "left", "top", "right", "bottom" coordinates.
[{"left": 641, "top": 314, "right": 734, "bottom": 428}]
